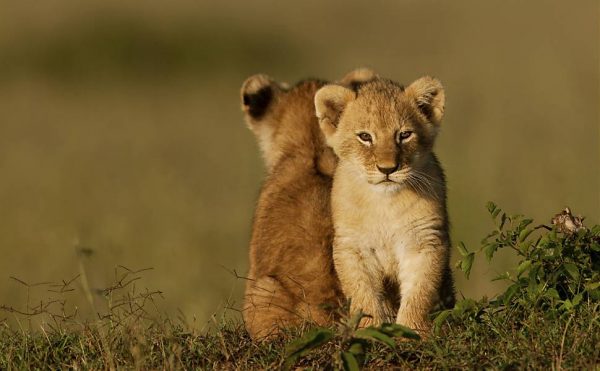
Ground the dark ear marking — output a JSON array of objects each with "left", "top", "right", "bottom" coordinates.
[
  {"left": 243, "top": 86, "right": 273, "bottom": 119},
  {"left": 348, "top": 80, "right": 362, "bottom": 92},
  {"left": 241, "top": 74, "right": 281, "bottom": 119}
]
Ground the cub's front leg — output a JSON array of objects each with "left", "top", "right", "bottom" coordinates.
[
  {"left": 333, "top": 242, "right": 386, "bottom": 326},
  {"left": 396, "top": 243, "right": 446, "bottom": 335}
]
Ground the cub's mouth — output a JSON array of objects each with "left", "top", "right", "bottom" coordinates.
[
  {"left": 370, "top": 177, "right": 405, "bottom": 193},
  {"left": 374, "top": 177, "right": 398, "bottom": 185},
  {"left": 367, "top": 169, "right": 411, "bottom": 186}
]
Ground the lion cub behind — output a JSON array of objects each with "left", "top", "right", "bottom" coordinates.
[
  {"left": 315, "top": 76, "right": 455, "bottom": 334},
  {"left": 240, "top": 70, "right": 376, "bottom": 339}
]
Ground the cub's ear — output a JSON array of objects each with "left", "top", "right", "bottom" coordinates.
[
  {"left": 314, "top": 85, "right": 355, "bottom": 140},
  {"left": 339, "top": 67, "right": 378, "bottom": 89},
  {"left": 406, "top": 76, "right": 445, "bottom": 125},
  {"left": 241, "top": 74, "right": 287, "bottom": 171},
  {"left": 240, "top": 74, "right": 284, "bottom": 120}
]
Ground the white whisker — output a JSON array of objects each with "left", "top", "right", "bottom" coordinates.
[
  {"left": 407, "top": 172, "right": 441, "bottom": 201},
  {"left": 411, "top": 169, "right": 443, "bottom": 185}
]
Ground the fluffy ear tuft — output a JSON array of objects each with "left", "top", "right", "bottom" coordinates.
[
  {"left": 314, "top": 85, "right": 355, "bottom": 139},
  {"left": 339, "top": 67, "right": 378, "bottom": 89},
  {"left": 406, "top": 76, "right": 445, "bottom": 125},
  {"left": 240, "top": 74, "right": 282, "bottom": 119}
]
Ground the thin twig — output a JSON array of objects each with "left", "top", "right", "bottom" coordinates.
[{"left": 556, "top": 314, "right": 574, "bottom": 371}]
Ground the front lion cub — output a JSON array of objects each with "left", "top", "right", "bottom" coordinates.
[{"left": 315, "top": 76, "right": 455, "bottom": 334}]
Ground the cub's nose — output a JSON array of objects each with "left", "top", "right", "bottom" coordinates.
[{"left": 376, "top": 164, "right": 398, "bottom": 175}]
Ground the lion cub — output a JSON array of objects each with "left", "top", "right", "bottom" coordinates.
[
  {"left": 314, "top": 76, "right": 455, "bottom": 334},
  {"left": 240, "top": 70, "right": 376, "bottom": 339}
]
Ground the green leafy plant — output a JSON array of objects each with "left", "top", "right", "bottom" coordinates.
[
  {"left": 447, "top": 202, "right": 600, "bottom": 325},
  {"left": 284, "top": 308, "right": 419, "bottom": 370}
]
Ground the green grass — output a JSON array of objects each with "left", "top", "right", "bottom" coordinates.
[
  {"left": 1, "top": 1, "right": 598, "bottom": 326},
  {"left": 2, "top": 205, "right": 599, "bottom": 369},
  {"left": 1, "top": 304, "right": 598, "bottom": 369}
]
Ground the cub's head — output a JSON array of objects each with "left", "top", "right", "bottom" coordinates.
[
  {"left": 314, "top": 76, "right": 445, "bottom": 190},
  {"left": 240, "top": 69, "right": 378, "bottom": 174}
]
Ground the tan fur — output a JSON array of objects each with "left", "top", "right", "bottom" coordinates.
[
  {"left": 240, "top": 69, "right": 377, "bottom": 339},
  {"left": 315, "top": 76, "right": 455, "bottom": 335}
]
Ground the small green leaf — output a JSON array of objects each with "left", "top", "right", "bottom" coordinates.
[
  {"left": 460, "top": 253, "right": 475, "bottom": 279},
  {"left": 341, "top": 352, "right": 360, "bottom": 371},
  {"left": 433, "top": 310, "right": 452, "bottom": 334},
  {"left": 572, "top": 293, "right": 583, "bottom": 306},
  {"left": 378, "top": 323, "right": 420, "bottom": 340},
  {"left": 518, "top": 218, "right": 534, "bottom": 230},
  {"left": 563, "top": 263, "right": 580, "bottom": 280},
  {"left": 491, "top": 272, "right": 510, "bottom": 281},
  {"left": 486, "top": 201, "right": 497, "bottom": 215},
  {"left": 284, "top": 328, "right": 334, "bottom": 370},
  {"left": 545, "top": 288, "right": 560, "bottom": 300},
  {"left": 517, "top": 260, "right": 532, "bottom": 276},
  {"left": 483, "top": 243, "right": 497, "bottom": 262},
  {"left": 354, "top": 327, "right": 396, "bottom": 348},
  {"left": 453, "top": 298, "right": 478, "bottom": 315},
  {"left": 584, "top": 281, "right": 600, "bottom": 291},
  {"left": 519, "top": 228, "right": 533, "bottom": 243},
  {"left": 528, "top": 264, "right": 541, "bottom": 297},
  {"left": 347, "top": 340, "right": 365, "bottom": 356},
  {"left": 503, "top": 284, "right": 520, "bottom": 305}
]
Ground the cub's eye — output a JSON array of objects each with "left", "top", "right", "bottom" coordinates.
[
  {"left": 357, "top": 132, "right": 373, "bottom": 142},
  {"left": 398, "top": 131, "right": 413, "bottom": 141}
]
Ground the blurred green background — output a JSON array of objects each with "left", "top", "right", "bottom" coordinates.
[{"left": 0, "top": 0, "right": 598, "bottom": 327}]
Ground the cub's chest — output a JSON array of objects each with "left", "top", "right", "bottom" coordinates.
[
  {"left": 335, "top": 204, "right": 419, "bottom": 277},
  {"left": 337, "top": 200, "right": 419, "bottom": 251}
]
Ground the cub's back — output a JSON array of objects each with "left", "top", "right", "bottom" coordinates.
[{"left": 241, "top": 77, "right": 340, "bottom": 339}]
